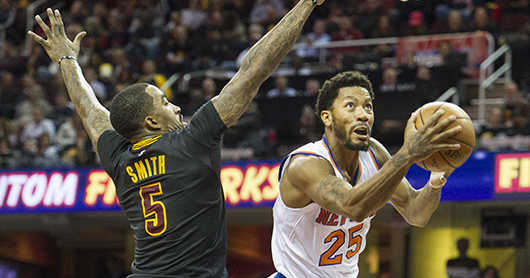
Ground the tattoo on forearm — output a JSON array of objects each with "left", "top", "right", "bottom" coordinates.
[
  {"left": 392, "top": 154, "right": 406, "bottom": 167},
  {"left": 61, "top": 63, "right": 111, "bottom": 151},
  {"left": 316, "top": 177, "right": 344, "bottom": 208}
]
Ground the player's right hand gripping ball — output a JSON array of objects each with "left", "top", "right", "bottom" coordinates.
[{"left": 409, "top": 101, "right": 475, "bottom": 172}]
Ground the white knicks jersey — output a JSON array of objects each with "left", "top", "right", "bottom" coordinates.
[{"left": 271, "top": 136, "right": 381, "bottom": 278}]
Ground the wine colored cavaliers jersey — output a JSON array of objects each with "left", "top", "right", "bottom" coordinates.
[
  {"left": 271, "top": 136, "right": 381, "bottom": 278},
  {"left": 98, "top": 101, "right": 228, "bottom": 278}
]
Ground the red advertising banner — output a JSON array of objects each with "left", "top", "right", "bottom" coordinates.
[{"left": 395, "top": 32, "right": 493, "bottom": 78}]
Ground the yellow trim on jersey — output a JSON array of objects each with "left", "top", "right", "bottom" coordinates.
[{"left": 132, "top": 135, "right": 162, "bottom": 150}]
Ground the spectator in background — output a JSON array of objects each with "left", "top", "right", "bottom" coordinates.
[
  {"left": 0, "top": 0, "right": 17, "bottom": 44},
  {"left": 19, "top": 105, "right": 56, "bottom": 145},
  {"left": 446, "top": 9, "right": 468, "bottom": 33},
  {"left": 267, "top": 76, "right": 298, "bottom": 98},
  {"left": 446, "top": 238, "right": 481, "bottom": 278},
  {"left": 222, "top": 11, "right": 249, "bottom": 61},
  {"left": 414, "top": 66, "right": 439, "bottom": 106},
  {"left": 0, "top": 117, "right": 13, "bottom": 143},
  {"left": 137, "top": 60, "right": 173, "bottom": 101},
  {"left": 435, "top": 0, "right": 474, "bottom": 25},
  {"left": 433, "top": 10, "right": 468, "bottom": 34},
  {"left": 479, "top": 106, "right": 507, "bottom": 143},
  {"left": 296, "top": 19, "right": 331, "bottom": 61},
  {"left": 356, "top": 0, "right": 385, "bottom": 37},
  {"left": 56, "top": 109, "right": 83, "bottom": 152},
  {"left": 90, "top": 2, "right": 109, "bottom": 29},
  {"left": 62, "top": 128, "right": 97, "bottom": 166},
  {"left": 33, "top": 132, "right": 64, "bottom": 167},
  {"left": 0, "top": 41, "right": 26, "bottom": 78},
  {"left": 302, "top": 79, "right": 320, "bottom": 97},
  {"left": 165, "top": 11, "right": 181, "bottom": 32},
  {"left": 182, "top": 89, "right": 206, "bottom": 117},
  {"left": 162, "top": 25, "right": 193, "bottom": 74},
  {"left": 14, "top": 83, "right": 52, "bottom": 128},
  {"left": 371, "top": 14, "right": 395, "bottom": 38},
  {"left": 509, "top": 23, "right": 530, "bottom": 95},
  {"left": 224, "top": 0, "right": 253, "bottom": 20},
  {"left": 325, "top": 1, "right": 347, "bottom": 33},
  {"left": 99, "top": 16, "right": 130, "bottom": 51},
  {"left": 85, "top": 67, "right": 108, "bottom": 102},
  {"left": 0, "top": 137, "right": 14, "bottom": 168},
  {"left": 48, "top": 92, "right": 74, "bottom": 129},
  {"left": 201, "top": 77, "right": 218, "bottom": 101},
  {"left": 330, "top": 16, "right": 365, "bottom": 55},
  {"left": 222, "top": 101, "right": 264, "bottom": 156},
  {"left": 63, "top": 0, "right": 89, "bottom": 26},
  {"left": 180, "top": 0, "right": 206, "bottom": 31},
  {"left": 109, "top": 48, "right": 137, "bottom": 83},
  {"left": 199, "top": 14, "right": 230, "bottom": 65},
  {"left": 468, "top": 7, "right": 497, "bottom": 34},
  {"left": 299, "top": 104, "right": 319, "bottom": 144},
  {"left": 131, "top": 10, "right": 162, "bottom": 60},
  {"left": 503, "top": 81, "right": 530, "bottom": 128},
  {"left": 380, "top": 67, "right": 398, "bottom": 93},
  {"left": 0, "top": 71, "right": 20, "bottom": 119},
  {"left": 250, "top": 0, "right": 285, "bottom": 26},
  {"left": 400, "top": 10, "right": 429, "bottom": 36},
  {"left": 26, "top": 44, "right": 53, "bottom": 80},
  {"left": 236, "top": 24, "right": 264, "bottom": 68},
  {"left": 437, "top": 41, "right": 466, "bottom": 67},
  {"left": 399, "top": 50, "right": 418, "bottom": 71}
]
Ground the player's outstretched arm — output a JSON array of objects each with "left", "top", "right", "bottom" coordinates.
[
  {"left": 28, "top": 8, "right": 112, "bottom": 155},
  {"left": 211, "top": 0, "right": 324, "bottom": 127}
]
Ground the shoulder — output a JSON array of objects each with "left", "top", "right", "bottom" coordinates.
[
  {"left": 98, "top": 129, "right": 129, "bottom": 151},
  {"left": 369, "top": 137, "right": 392, "bottom": 165},
  {"left": 284, "top": 154, "right": 334, "bottom": 183}
]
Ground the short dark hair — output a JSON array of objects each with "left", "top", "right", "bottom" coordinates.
[
  {"left": 110, "top": 83, "right": 153, "bottom": 139},
  {"left": 315, "top": 71, "right": 374, "bottom": 119}
]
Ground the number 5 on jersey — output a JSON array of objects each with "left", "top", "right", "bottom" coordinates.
[
  {"left": 140, "top": 182, "right": 167, "bottom": 236},
  {"left": 319, "top": 223, "right": 363, "bottom": 266}
]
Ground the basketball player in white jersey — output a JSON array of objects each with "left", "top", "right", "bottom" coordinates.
[{"left": 269, "top": 71, "right": 462, "bottom": 278}]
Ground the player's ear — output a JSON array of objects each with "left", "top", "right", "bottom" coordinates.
[
  {"left": 321, "top": 110, "right": 332, "bottom": 127},
  {"left": 145, "top": 116, "right": 161, "bottom": 130}
]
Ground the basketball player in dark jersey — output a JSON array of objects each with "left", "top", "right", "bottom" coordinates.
[{"left": 28, "top": 0, "right": 325, "bottom": 276}]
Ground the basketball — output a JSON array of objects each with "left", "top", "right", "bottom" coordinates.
[{"left": 406, "top": 101, "right": 475, "bottom": 172}]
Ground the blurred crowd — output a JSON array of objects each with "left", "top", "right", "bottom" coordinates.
[{"left": 1, "top": 0, "right": 530, "bottom": 168}]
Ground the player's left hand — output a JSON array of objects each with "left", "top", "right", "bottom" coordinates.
[
  {"left": 429, "top": 171, "right": 452, "bottom": 189},
  {"left": 27, "top": 8, "right": 86, "bottom": 65}
]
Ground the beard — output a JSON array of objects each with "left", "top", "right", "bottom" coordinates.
[{"left": 333, "top": 118, "right": 370, "bottom": 151}]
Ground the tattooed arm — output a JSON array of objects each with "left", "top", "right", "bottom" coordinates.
[
  {"left": 29, "top": 9, "right": 112, "bottom": 155},
  {"left": 280, "top": 110, "right": 461, "bottom": 223},
  {"left": 211, "top": 0, "right": 323, "bottom": 127},
  {"left": 280, "top": 142, "right": 417, "bottom": 223}
]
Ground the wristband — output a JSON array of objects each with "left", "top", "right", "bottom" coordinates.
[
  {"left": 429, "top": 181, "right": 444, "bottom": 190},
  {"left": 58, "top": 55, "right": 77, "bottom": 66}
]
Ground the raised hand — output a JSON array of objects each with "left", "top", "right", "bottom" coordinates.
[
  {"left": 403, "top": 109, "right": 462, "bottom": 162},
  {"left": 27, "top": 8, "right": 86, "bottom": 65}
]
